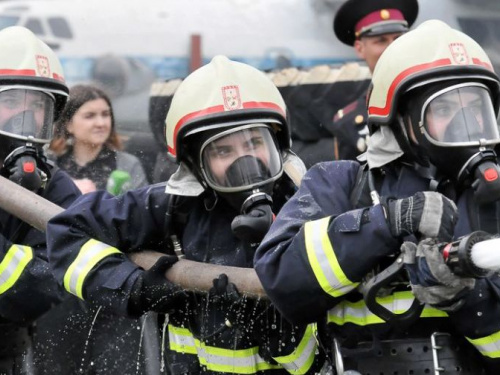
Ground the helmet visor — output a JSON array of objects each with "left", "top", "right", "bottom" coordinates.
[
  {"left": 421, "top": 84, "right": 500, "bottom": 146},
  {"left": 0, "top": 89, "right": 55, "bottom": 143},
  {"left": 200, "top": 125, "right": 282, "bottom": 192}
]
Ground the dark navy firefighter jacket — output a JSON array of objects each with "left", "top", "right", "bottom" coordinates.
[
  {"left": 0, "top": 168, "right": 80, "bottom": 354},
  {"left": 46, "top": 182, "right": 324, "bottom": 374},
  {"left": 255, "top": 160, "right": 500, "bottom": 371},
  {"left": 0, "top": 169, "right": 80, "bottom": 322}
]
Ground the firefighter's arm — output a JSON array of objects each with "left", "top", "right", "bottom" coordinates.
[
  {"left": 444, "top": 276, "right": 500, "bottom": 367},
  {"left": 47, "top": 185, "right": 171, "bottom": 316},
  {"left": 0, "top": 231, "right": 65, "bottom": 322},
  {"left": 255, "top": 161, "right": 400, "bottom": 324},
  {"left": 0, "top": 169, "right": 80, "bottom": 322}
]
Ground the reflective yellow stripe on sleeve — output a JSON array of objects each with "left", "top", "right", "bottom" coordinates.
[
  {"left": 168, "top": 324, "right": 283, "bottom": 374},
  {"left": 304, "top": 217, "right": 358, "bottom": 297},
  {"left": 63, "top": 239, "right": 121, "bottom": 299},
  {"left": 0, "top": 245, "right": 33, "bottom": 294},
  {"left": 273, "top": 324, "right": 318, "bottom": 374},
  {"left": 467, "top": 330, "right": 500, "bottom": 358},
  {"left": 327, "top": 291, "right": 448, "bottom": 326}
]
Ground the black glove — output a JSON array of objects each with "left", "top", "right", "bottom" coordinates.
[
  {"left": 401, "top": 239, "right": 475, "bottom": 311},
  {"left": 231, "top": 204, "right": 273, "bottom": 243},
  {"left": 128, "top": 255, "right": 184, "bottom": 317},
  {"left": 209, "top": 274, "right": 247, "bottom": 328},
  {"left": 384, "top": 191, "right": 458, "bottom": 241}
]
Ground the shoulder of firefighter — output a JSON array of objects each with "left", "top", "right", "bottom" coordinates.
[
  {"left": 328, "top": 94, "right": 369, "bottom": 161},
  {"left": 0, "top": 168, "right": 80, "bottom": 323},
  {"left": 254, "top": 160, "right": 500, "bottom": 372}
]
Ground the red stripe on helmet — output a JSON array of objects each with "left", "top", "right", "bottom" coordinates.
[
  {"left": 168, "top": 104, "right": 224, "bottom": 156},
  {"left": 0, "top": 69, "right": 37, "bottom": 76},
  {"left": 242, "top": 101, "right": 286, "bottom": 117},
  {"left": 169, "top": 101, "right": 285, "bottom": 157},
  {"left": 52, "top": 72, "right": 65, "bottom": 82},
  {"left": 368, "top": 58, "right": 452, "bottom": 117},
  {"left": 472, "top": 58, "right": 493, "bottom": 71},
  {"left": 0, "top": 68, "right": 66, "bottom": 81}
]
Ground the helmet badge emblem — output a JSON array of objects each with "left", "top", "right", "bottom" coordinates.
[
  {"left": 449, "top": 43, "right": 470, "bottom": 65},
  {"left": 222, "top": 85, "right": 243, "bottom": 111},
  {"left": 35, "top": 55, "right": 51, "bottom": 77}
]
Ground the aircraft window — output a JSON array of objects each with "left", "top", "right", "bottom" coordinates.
[
  {"left": 0, "top": 16, "right": 20, "bottom": 30},
  {"left": 48, "top": 17, "right": 73, "bottom": 39},
  {"left": 24, "top": 18, "right": 44, "bottom": 36}
]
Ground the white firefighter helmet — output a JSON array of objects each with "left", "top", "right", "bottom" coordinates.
[
  {"left": 0, "top": 26, "right": 69, "bottom": 144},
  {"left": 368, "top": 19, "right": 500, "bottom": 127},
  {"left": 367, "top": 19, "right": 500, "bottom": 194},
  {"left": 165, "top": 55, "right": 290, "bottom": 164}
]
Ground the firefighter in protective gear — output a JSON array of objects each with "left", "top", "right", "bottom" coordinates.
[
  {"left": 47, "top": 55, "right": 325, "bottom": 374},
  {"left": 328, "top": 0, "right": 419, "bottom": 161},
  {"left": 255, "top": 20, "right": 500, "bottom": 374},
  {"left": 0, "top": 26, "right": 81, "bottom": 374}
]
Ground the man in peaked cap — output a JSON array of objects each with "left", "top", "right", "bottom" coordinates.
[{"left": 328, "top": 0, "right": 419, "bottom": 160}]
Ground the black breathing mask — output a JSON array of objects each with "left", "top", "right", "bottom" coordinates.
[
  {"left": 222, "top": 155, "right": 275, "bottom": 243},
  {"left": 0, "top": 89, "right": 56, "bottom": 192},
  {"left": 407, "top": 82, "right": 500, "bottom": 203},
  {"left": 221, "top": 155, "right": 274, "bottom": 210},
  {"left": 0, "top": 111, "right": 51, "bottom": 192},
  {"left": 2, "top": 144, "right": 49, "bottom": 192},
  {"left": 197, "top": 124, "right": 283, "bottom": 242}
]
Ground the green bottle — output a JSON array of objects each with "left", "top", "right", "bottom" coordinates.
[{"left": 106, "top": 170, "right": 131, "bottom": 195}]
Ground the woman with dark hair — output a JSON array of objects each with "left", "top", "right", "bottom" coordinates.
[
  {"left": 40, "top": 84, "right": 157, "bottom": 374},
  {"left": 50, "top": 84, "right": 148, "bottom": 194}
]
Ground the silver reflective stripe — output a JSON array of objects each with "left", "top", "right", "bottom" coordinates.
[
  {"left": 274, "top": 324, "right": 317, "bottom": 374},
  {"left": 168, "top": 324, "right": 281, "bottom": 373},
  {"left": 328, "top": 291, "right": 447, "bottom": 326},
  {"left": 467, "top": 331, "right": 500, "bottom": 358},
  {"left": 0, "top": 245, "right": 33, "bottom": 294},
  {"left": 196, "top": 346, "right": 268, "bottom": 369},
  {"left": 63, "top": 239, "right": 121, "bottom": 299},
  {"left": 304, "top": 217, "right": 357, "bottom": 297},
  {"left": 419, "top": 192, "right": 445, "bottom": 237},
  {"left": 168, "top": 325, "right": 197, "bottom": 354}
]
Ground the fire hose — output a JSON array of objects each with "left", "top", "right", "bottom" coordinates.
[{"left": 0, "top": 174, "right": 266, "bottom": 298}]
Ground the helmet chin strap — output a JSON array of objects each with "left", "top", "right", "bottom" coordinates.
[
  {"left": 398, "top": 160, "right": 462, "bottom": 203},
  {"left": 400, "top": 160, "right": 443, "bottom": 191}
]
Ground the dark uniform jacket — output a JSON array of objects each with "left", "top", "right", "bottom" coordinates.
[
  {"left": 56, "top": 145, "right": 149, "bottom": 190},
  {"left": 46, "top": 180, "right": 324, "bottom": 375},
  {"left": 255, "top": 160, "right": 500, "bottom": 373},
  {"left": 0, "top": 168, "right": 80, "bottom": 357},
  {"left": 326, "top": 93, "right": 369, "bottom": 161}
]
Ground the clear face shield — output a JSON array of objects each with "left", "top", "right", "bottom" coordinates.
[
  {"left": 420, "top": 83, "right": 500, "bottom": 147},
  {"left": 199, "top": 124, "right": 283, "bottom": 193},
  {"left": 412, "top": 82, "right": 500, "bottom": 203},
  {"left": 0, "top": 88, "right": 55, "bottom": 144}
]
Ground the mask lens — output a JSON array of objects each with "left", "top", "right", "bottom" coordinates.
[
  {"left": 201, "top": 126, "right": 282, "bottom": 191},
  {"left": 0, "top": 89, "right": 55, "bottom": 143},
  {"left": 423, "top": 85, "right": 499, "bottom": 144}
]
